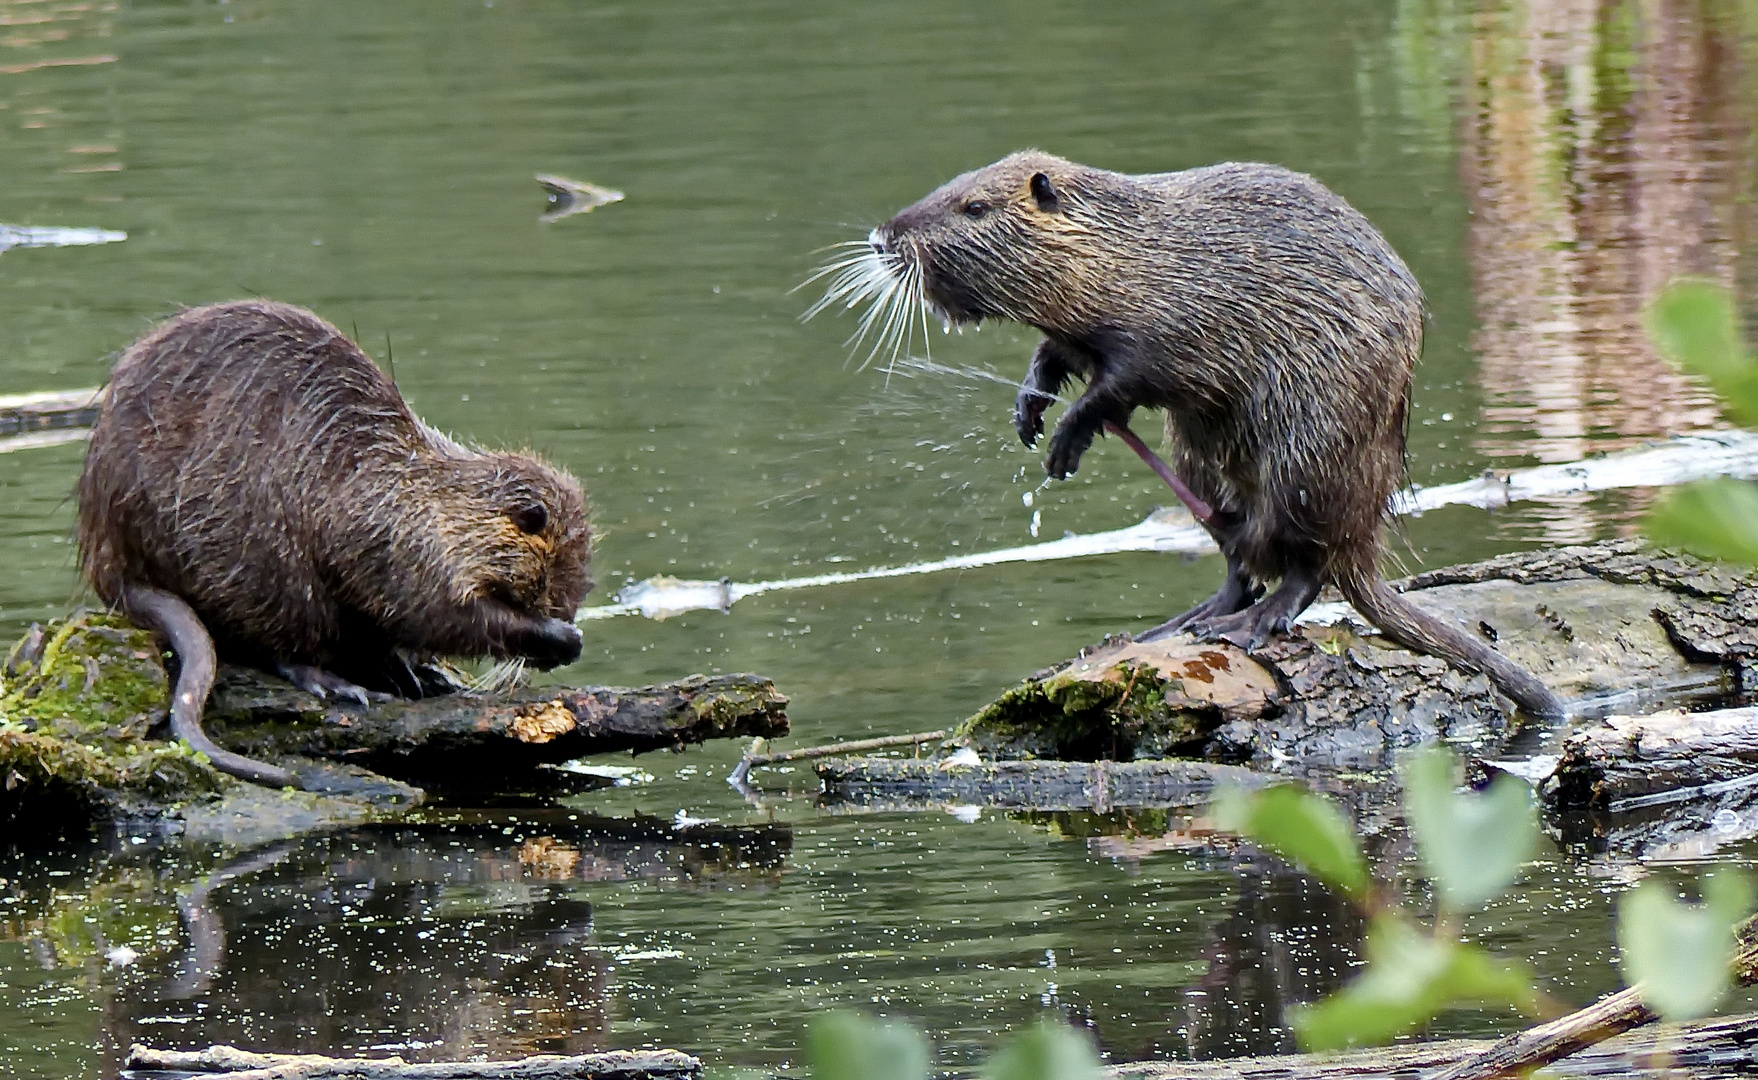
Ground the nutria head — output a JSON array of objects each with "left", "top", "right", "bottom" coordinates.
[
  {"left": 395, "top": 445, "right": 593, "bottom": 668},
  {"left": 443, "top": 452, "right": 592, "bottom": 614},
  {"left": 803, "top": 150, "right": 1105, "bottom": 363}
]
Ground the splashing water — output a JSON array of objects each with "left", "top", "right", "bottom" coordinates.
[{"left": 796, "top": 230, "right": 935, "bottom": 374}]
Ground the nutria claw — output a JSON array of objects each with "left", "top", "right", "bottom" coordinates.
[
  {"left": 1044, "top": 422, "right": 1094, "bottom": 480},
  {"left": 1014, "top": 386, "right": 1051, "bottom": 447},
  {"left": 275, "top": 663, "right": 387, "bottom": 707}
]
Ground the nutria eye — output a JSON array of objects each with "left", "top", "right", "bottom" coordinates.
[
  {"left": 963, "top": 200, "right": 990, "bottom": 219},
  {"left": 509, "top": 504, "right": 548, "bottom": 535}
]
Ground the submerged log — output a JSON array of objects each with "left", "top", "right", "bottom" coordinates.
[
  {"left": 1542, "top": 706, "right": 1758, "bottom": 813},
  {"left": 815, "top": 757, "right": 1268, "bottom": 812},
  {"left": 958, "top": 541, "right": 1750, "bottom": 771},
  {"left": 124, "top": 1044, "right": 700, "bottom": 1080},
  {"left": 0, "top": 386, "right": 99, "bottom": 436}
]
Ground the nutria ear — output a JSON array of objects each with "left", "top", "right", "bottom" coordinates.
[
  {"left": 509, "top": 504, "right": 548, "bottom": 535},
  {"left": 1030, "top": 172, "right": 1061, "bottom": 213}
]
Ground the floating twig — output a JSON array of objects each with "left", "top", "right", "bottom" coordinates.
[{"left": 728, "top": 729, "right": 947, "bottom": 786}]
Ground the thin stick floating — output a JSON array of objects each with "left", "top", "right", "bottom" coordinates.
[{"left": 728, "top": 729, "right": 947, "bottom": 786}]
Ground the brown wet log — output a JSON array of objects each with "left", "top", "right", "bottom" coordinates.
[
  {"left": 124, "top": 1044, "right": 700, "bottom": 1079},
  {"left": 202, "top": 668, "right": 790, "bottom": 781},
  {"left": 1542, "top": 706, "right": 1758, "bottom": 813},
  {"left": 960, "top": 540, "right": 1752, "bottom": 770},
  {"left": 1108, "top": 1010, "right": 1758, "bottom": 1078}
]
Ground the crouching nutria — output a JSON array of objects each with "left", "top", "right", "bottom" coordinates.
[{"left": 77, "top": 300, "right": 593, "bottom": 788}]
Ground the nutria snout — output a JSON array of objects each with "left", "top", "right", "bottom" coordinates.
[
  {"left": 77, "top": 300, "right": 594, "bottom": 786},
  {"left": 812, "top": 150, "right": 1564, "bottom": 721}
]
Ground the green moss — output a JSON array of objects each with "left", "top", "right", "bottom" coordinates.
[
  {"left": 3, "top": 613, "right": 170, "bottom": 744},
  {"left": 957, "top": 659, "right": 1216, "bottom": 762},
  {"left": 0, "top": 615, "right": 224, "bottom": 826}
]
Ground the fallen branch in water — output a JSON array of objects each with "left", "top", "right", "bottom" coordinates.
[
  {"left": 1109, "top": 1010, "right": 1758, "bottom": 1079},
  {"left": 1424, "top": 919, "right": 1758, "bottom": 1080},
  {"left": 1541, "top": 706, "right": 1758, "bottom": 812},
  {"left": 727, "top": 729, "right": 946, "bottom": 786},
  {"left": 124, "top": 1044, "right": 700, "bottom": 1079}
]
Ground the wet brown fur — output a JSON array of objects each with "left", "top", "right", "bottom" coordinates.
[
  {"left": 874, "top": 151, "right": 1563, "bottom": 719},
  {"left": 78, "top": 300, "right": 593, "bottom": 693}
]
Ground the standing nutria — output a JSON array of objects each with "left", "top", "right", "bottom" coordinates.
[
  {"left": 77, "top": 300, "right": 594, "bottom": 788},
  {"left": 811, "top": 150, "right": 1563, "bottom": 720}
]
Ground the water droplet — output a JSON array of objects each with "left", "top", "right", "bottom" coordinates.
[
  {"left": 1029, "top": 509, "right": 1042, "bottom": 538},
  {"left": 1022, "top": 491, "right": 1034, "bottom": 507}
]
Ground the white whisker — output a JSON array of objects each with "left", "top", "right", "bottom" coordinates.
[{"left": 799, "top": 241, "right": 935, "bottom": 374}]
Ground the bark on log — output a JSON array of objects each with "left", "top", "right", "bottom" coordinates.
[
  {"left": 123, "top": 1044, "right": 700, "bottom": 1080},
  {"left": 960, "top": 541, "right": 1752, "bottom": 771},
  {"left": 815, "top": 757, "right": 1268, "bottom": 812},
  {"left": 202, "top": 668, "right": 789, "bottom": 782}
]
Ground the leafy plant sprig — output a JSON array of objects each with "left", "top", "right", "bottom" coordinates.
[{"left": 1214, "top": 745, "right": 1749, "bottom": 1048}]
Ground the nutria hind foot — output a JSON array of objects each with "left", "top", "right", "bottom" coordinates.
[
  {"left": 1183, "top": 568, "right": 1325, "bottom": 651},
  {"left": 1137, "top": 563, "right": 1262, "bottom": 643},
  {"left": 274, "top": 663, "right": 390, "bottom": 707}
]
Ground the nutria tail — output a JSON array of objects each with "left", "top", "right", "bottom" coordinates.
[
  {"left": 1335, "top": 570, "right": 1567, "bottom": 722},
  {"left": 119, "top": 583, "right": 302, "bottom": 790}
]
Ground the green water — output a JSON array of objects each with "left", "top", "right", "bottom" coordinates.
[{"left": 1, "top": 0, "right": 1754, "bottom": 1075}]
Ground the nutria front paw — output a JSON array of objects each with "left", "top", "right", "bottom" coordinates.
[
  {"left": 518, "top": 618, "right": 583, "bottom": 669},
  {"left": 275, "top": 663, "right": 389, "bottom": 707},
  {"left": 1015, "top": 386, "right": 1051, "bottom": 447},
  {"left": 1044, "top": 423, "right": 1095, "bottom": 480}
]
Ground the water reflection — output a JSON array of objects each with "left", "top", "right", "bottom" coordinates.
[
  {"left": 1460, "top": 0, "right": 1748, "bottom": 506},
  {"left": 1, "top": 815, "right": 790, "bottom": 1071}
]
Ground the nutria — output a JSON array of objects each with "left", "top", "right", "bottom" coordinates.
[
  {"left": 813, "top": 150, "right": 1563, "bottom": 720},
  {"left": 77, "top": 300, "right": 594, "bottom": 787}
]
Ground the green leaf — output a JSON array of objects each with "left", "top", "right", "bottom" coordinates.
[
  {"left": 1647, "top": 478, "right": 1758, "bottom": 568},
  {"left": 1647, "top": 281, "right": 1758, "bottom": 424},
  {"left": 1290, "top": 915, "right": 1539, "bottom": 1050},
  {"left": 807, "top": 1012, "right": 931, "bottom": 1080},
  {"left": 1212, "top": 785, "right": 1371, "bottom": 904},
  {"left": 1619, "top": 871, "right": 1754, "bottom": 1021},
  {"left": 983, "top": 1023, "right": 1103, "bottom": 1080},
  {"left": 1401, "top": 746, "right": 1538, "bottom": 910}
]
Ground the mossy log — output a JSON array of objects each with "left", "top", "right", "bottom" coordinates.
[
  {"left": 201, "top": 668, "right": 789, "bottom": 782},
  {"left": 124, "top": 1044, "right": 700, "bottom": 1080},
  {"left": 0, "top": 614, "right": 787, "bottom": 839},
  {"left": 959, "top": 541, "right": 1751, "bottom": 770}
]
